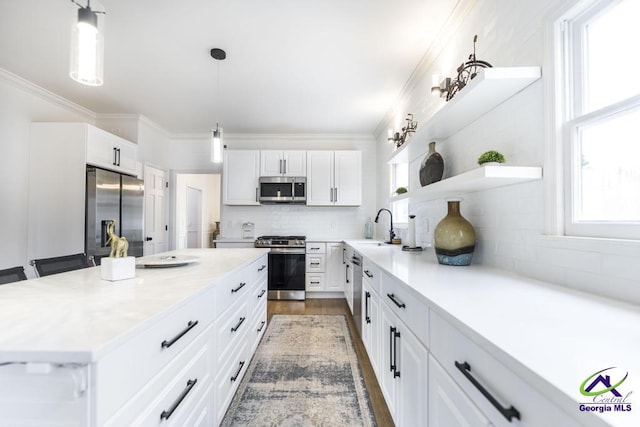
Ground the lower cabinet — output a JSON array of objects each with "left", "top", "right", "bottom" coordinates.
[
  {"left": 305, "top": 242, "right": 344, "bottom": 297},
  {"left": 361, "top": 280, "right": 380, "bottom": 377},
  {"left": 379, "top": 299, "right": 429, "bottom": 427}
]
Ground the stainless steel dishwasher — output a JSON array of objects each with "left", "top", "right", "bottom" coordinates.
[{"left": 351, "top": 252, "right": 363, "bottom": 337}]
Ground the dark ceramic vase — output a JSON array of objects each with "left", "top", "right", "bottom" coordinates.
[
  {"left": 419, "top": 141, "right": 444, "bottom": 186},
  {"left": 434, "top": 199, "right": 476, "bottom": 266}
]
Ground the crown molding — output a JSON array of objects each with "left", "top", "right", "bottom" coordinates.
[
  {"left": 170, "top": 133, "right": 375, "bottom": 142},
  {"left": 0, "top": 67, "right": 96, "bottom": 121}
]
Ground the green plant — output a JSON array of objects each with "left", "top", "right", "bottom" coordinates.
[
  {"left": 477, "top": 150, "right": 505, "bottom": 165},
  {"left": 395, "top": 186, "right": 408, "bottom": 194}
]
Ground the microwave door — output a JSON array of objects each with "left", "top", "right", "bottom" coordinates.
[{"left": 260, "top": 182, "right": 293, "bottom": 202}]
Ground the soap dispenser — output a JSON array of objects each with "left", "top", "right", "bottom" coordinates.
[{"left": 364, "top": 217, "right": 374, "bottom": 239}]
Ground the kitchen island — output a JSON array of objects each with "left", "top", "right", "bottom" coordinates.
[
  {"left": 0, "top": 248, "right": 269, "bottom": 427},
  {"left": 345, "top": 240, "right": 640, "bottom": 427}
]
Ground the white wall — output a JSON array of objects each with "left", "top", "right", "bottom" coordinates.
[
  {"left": 376, "top": 0, "right": 640, "bottom": 305},
  {"left": 218, "top": 134, "right": 377, "bottom": 240},
  {"left": 0, "top": 70, "right": 94, "bottom": 271}
]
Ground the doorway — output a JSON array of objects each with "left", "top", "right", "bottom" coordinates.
[
  {"left": 186, "top": 187, "right": 202, "bottom": 248},
  {"left": 173, "top": 173, "right": 221, "bottom": 250}
]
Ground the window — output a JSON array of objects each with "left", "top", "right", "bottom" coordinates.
[
  {"left": 559, "top": 0, "right": 640, "bottom": 239},
  {"left": 390, "top": 163, "right": 408, "bottom": 225}
]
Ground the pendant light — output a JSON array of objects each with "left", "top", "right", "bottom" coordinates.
[
  {"left": 210, "top": 48, "right": 226, "bottom": 164},
  {"left": 69, "top": 0, "right": 105, "bottom": 86}
]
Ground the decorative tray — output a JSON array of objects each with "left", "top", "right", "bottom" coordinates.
[{"left": 136, "top": 255, "right": 199, "bottom": 268}]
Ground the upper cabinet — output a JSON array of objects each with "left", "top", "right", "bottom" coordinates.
[
  {"left": 85, "top": 125, "right": 138, "bottom": 176},
  {"left": 307, "top": 151, "right": 361, "bottom": 206},
  {"left": 223, "top": 150, "right": 260, "bottom": 205},
  {"left": 260, "top": 150, "right": 306, "bottom": 176}
]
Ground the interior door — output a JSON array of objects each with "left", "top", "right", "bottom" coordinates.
[{"left": 144, "top": 165, "right": 167, "bottom": 255}]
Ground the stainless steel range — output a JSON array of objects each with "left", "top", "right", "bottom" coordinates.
[{"left": 255, "top": 235, "right": 306, "bottom": 300}]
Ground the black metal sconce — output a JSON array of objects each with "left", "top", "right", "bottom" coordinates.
[
  {"left": 431, "top": 35, "right": 492, "bottom": 101},
  {"left": 388, "top": 114, "right": 418, "bottom": 149}
]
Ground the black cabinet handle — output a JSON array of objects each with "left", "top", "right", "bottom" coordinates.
[
  {"left": 364, "top": 270, "right": 373, "bottom": 278},
  {"left": 231, "top": 361, "right": 246, "bottom": 382},
  {"left": 392, "top": 327, "right": 401, "bottom": 378},
  {"left": 387, "top": 293, "right": 406, "bottom": 309},
  {"left": 116, "top": 148, "right": 121, "bottom": 166},
  {"left": 231, "top": 282, "right": 246, "bottom": 293},
  {"left": 231, "top": 317, "right": 246, "bottom": 332},
  {"left": 258, "top": 289, "right": 266, "bottom": 299},
  {"left": 160, "top": 378, "right": 197, "bottom": 421},
  {"left": 309, "top": 247, "right": 321, "bottom": 251},
  {"left": 257, "top": 320, "right": 266, "bottom": 332},
  {"left": 310, "top": 262, "right": 320, "bottom": 266},
  {"left": 310, "top": 281, "right": 320, "bottom": 284},
  {"left": 365, "top": 291, "right": 371, "bottom": 324},
  {"left": 145, "top": 236, "right": 153, "bottom": 241},
  {"left": 455, "top": 361, "right": 521, "bottom": 422},
  {"left": 112, "top": 147, "right": 118, "bottom": 166},
  {"left": 258, "top": 264, "right": 266, "bottom": 271},
  {"left": 161, "top": 320, "right": 198, "bottom": 349}
]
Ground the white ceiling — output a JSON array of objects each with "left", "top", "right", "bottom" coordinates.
[{"left": 0, "top": 0, "right": 458, "bottom": 135}]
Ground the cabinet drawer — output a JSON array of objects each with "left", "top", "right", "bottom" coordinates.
[
  {"left": 214, "top": 266, "right": 253, "bottom": 313},
  {"left": 362, "top": 257, "right": 381, "bottom": 294},
  {"left": 306, "top": 254, "right": 326, "bottom": 272},
  {"left": 253, "top": 255, "right": 268, "bottom": 286},
  {"left": 380, "top": 271, "right": 429, "bottom": 347},
  {"left": 305, "top": 242, "right": 326, "bottom": 254},
  {"left": 95, "top": 289, "right": 216, "bottom": 424},
  {"left": 215, "top": 339, "right": 250, "bottom": 425},
  {"left": 430, "top": 311, "right": 582, "bottom": 427},
  {"left": 215, "top": 300, "right": 250, "bottom": 365},
  {"left": 104, "top": 324, "right": 212, "bottom": 427},
  {"left": 306, "top": 273, "right": 324, "bottom": 291}
]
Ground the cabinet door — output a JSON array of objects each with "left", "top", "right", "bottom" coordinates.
[
  {"left": 361, "top": 282, "right": 380, "bottom": 377},
  {"left": 223, "top": 150, "right": 260, "bottom": 205},
  {"left": 115, "top": 139, "right": 138, "bottom": 176},
  {"left": 306, "top": 151, "right": 334, "bottom": 206},
  {"left": 260, "top": 150, "right": 283, "bottom": 176},
  {"left": 379, "top": 302, "right": 398, "bottom": 421},
  {"left": 429, "top": 355, "right": 492, "bottom": 427},
  {"left": 86, "top": 125, "right": 118, "bottom": 170},
  {"left": 282, "top": 150, "right": 306, "bottom": 176},
  {"left": 325, "top": 243, "right": 344, "bottom": 292},
  {"left": 334, "top": 151, "right": 361, "bottom": 206},
  {"left": 396, "top": 322, "right": 429, "bottom": 427}
]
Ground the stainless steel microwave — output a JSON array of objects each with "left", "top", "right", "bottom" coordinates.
[{"left": 259, "top": 176, "right": 306, "bottom": 204}]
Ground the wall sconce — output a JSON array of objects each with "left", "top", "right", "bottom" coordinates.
[
  {"left": 388, "top": 114, "right": 418, "bottom": 149},
  {"left": 69, "top": 0, "right": 105, "bottom": 86},
  {"left": 430, "top": 35, "right": 492, "bottom": 102}
]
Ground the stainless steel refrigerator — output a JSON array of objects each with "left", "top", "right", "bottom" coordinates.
[{"left": 86, "top": 166, "right": 144, "bottom": 264}]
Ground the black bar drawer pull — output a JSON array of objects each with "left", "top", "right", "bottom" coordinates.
[
  {"left": 310, "top": 262, "right": 320, "bottom": 266},
  {"left": 161, "top": 320, "right": 198, "bottom": 349},
  {"left": 387, "top": 293, "right": 406, "bottom": 309},
  {"left": 160, "top": 378, "right": 197, "bottom": 421},
  {"left": 455, "top": 361, "right": 521, "bottom": 422},
  {"left": 231, "top": 282, "right": 246, "bottom": 293},
  {"left": 309, "top": 247, "right": 321, "bottom": 251},
  {"left": 258, "top": 265, "right": 266, "bottom": 272},
  {"left": 365, "top": 291, "right": 371, "bottom": 324},
  {"left": 231, "top": 361, "right": 246, "bottom": 382},
  {"left": 258, "top": 289, "right": 266, "bottom": 299},
  {"left": 112, "top": 147, "right": 117, "bottom": 165},
  {"left": 257, "top": 320, "right": 266, "bottom": 332},
  {"left": 393, "top": 327, "right": 401, "bottom": 378},
  {"left": 364, "top": 270, "right": 374, "bottom": 278},
  {"left": 231, "top": 317, "right": 246, "bottom": 332}
]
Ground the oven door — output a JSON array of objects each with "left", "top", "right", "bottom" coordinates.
[{"left": 268, "top": 248, "right": 306, "bottom": 300}]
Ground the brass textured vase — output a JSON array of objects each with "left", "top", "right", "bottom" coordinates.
[
  {"left": 434, "top": 199, "right": 476, "bottom": 266},
  {"left": 419, "top": 141, "right": 444, "bottom": 186}
]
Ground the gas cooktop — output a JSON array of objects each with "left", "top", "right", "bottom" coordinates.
[{"left": 254, "top": 235, "right": 306, "bottom": 248}]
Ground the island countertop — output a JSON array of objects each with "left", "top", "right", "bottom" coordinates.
[
  {"left": 0, "top": 248, "right": 269, "bottom": 364},
  {"left": 344, "top": 240, "right": 640, "bottom": 427}
]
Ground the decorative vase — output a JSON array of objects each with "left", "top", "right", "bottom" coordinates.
[
  {"left": 212, "top": 221, "right": 221, "bottom": 241},
  {"left": 434, "top": 199, "right": 476, "bottom": 266},
  {"left": 419, "top": 141, "right": 444, "bottom": 186}
]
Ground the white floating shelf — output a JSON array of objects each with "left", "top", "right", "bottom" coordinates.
[
  {"left": 407, "top": 165, "right": 543, "bottom": 202},
  {"left": 389, "top": 66, "right": 541, "bottom": 164}
]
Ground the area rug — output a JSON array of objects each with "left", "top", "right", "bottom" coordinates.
[{"left": 221, "top": 315, "right": 377, "bottom": 427}]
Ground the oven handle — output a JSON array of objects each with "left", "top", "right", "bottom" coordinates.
[{"left": 269, "top": 248, "right": 306, "bottom": 254}]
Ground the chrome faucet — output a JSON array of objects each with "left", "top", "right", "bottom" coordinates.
[{"left": 374, "top": 208, "right": 395, "bottom": 244}]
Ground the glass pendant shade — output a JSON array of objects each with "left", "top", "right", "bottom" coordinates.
[
  {"left": 70, "top": 4, "right": 104, "bottom": 86},
  {"left": 211, "top": 125, "right": 223, "bottom": 163}
]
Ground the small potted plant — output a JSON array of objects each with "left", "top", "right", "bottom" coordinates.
[
  {"left": 395, "top": 186, "right": 408, "bottom": 195},
  {"left": 477, "top": 150, "right": 506, "bottom": 166}
]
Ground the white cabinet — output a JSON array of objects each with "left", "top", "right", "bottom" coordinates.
[
  {"left": 260, "top": 150, "right": 306, "bottom": 176},
  {"left": 325, "top": 243, "right": 344, "bottom": 292},
  {"left": 306, "top": 151, "right": 361, "bottom": 206},
  {"left": 428, "top": 354, "right": 491, "bottom": 427},
  {"left": 305, "top": 243, "right": 344, "bottom": 296},
  {"left": 85, "top": 125, "right": 138, "bottom": 176},
  {"left": 361, "top": 279, "right": 380, "bottom": 377},
  {"left": 223, "top": 150, "right": 260, "bottom": 205},
  {"left": 379, "top": 301, "right": 429, "bottom": 427}
]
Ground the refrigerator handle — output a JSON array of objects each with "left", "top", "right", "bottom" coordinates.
[{"left": 101, "top": 220, "right": 111, "bottom": 248}]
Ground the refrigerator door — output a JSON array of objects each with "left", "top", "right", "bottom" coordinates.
[
  {"left": 121, "top": 175, "right": 144, "bottom": 257},
  {"left": 86, "top": 167, "right": 121, "bottom": 263}
]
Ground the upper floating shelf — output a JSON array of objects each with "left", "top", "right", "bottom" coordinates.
[{"left": 388, "top": 66, "right": 542, "bottom": 164}]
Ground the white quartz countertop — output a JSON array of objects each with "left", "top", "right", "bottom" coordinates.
[
  {"left": 344, "top": 240, "right": 640, "bottom": 427},
  {"left": 0, "top": 248, "right": 268, "bottom": 364}
]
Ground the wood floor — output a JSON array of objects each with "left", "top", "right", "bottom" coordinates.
[{"left": 267, "top": 298, "right": 395, "bottom": 427}]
